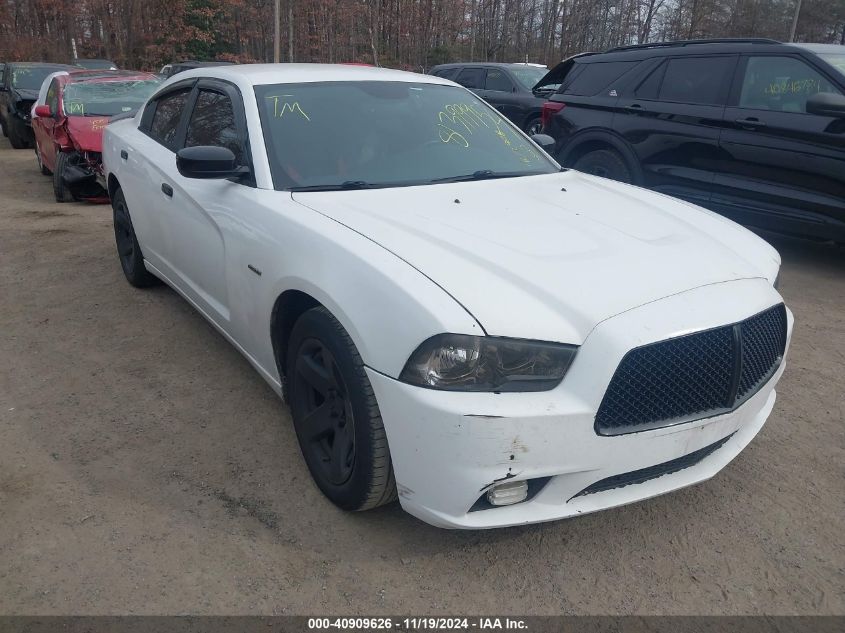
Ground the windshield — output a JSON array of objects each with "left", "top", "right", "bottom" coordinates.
[
  {"left": 510, "top": 66, "right": 548, "bottom": 90},
  {"left": 11, "top": 67, "right": 64, "bottom": 91},
  {"left": 62, "top": 78, "right": 162, "bottom": 116},
  {"left": 819, "top": 53, "right": 845, "bottom": 78},
  {"left": 255, "top": 81, "right": 557, "bottom": 191}
]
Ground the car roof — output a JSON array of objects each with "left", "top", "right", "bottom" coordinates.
[
  {"left": 170, "top": 63, "right": 453, "bottom": 87},
  {"left": 8, "top": 62, "right": 77, "bottom": 69},
  {"left": 63, "top": 70, "right": 157, "bottom": 84},
  {"left": 576, "top": 39, "right": 844, "bottom": 63},
  {"left": 431, "top": 62, "right": 533, "bottom": 69}
]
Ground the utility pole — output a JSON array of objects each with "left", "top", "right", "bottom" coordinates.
[
  {"left": 789, "top": 0, "right": 803, "bottom": 42},
  {"left": 273, "top": 0, "right": 281, "bottom": 63}
]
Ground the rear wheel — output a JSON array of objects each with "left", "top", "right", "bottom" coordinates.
[
  {"left": 112, "top": 188, "right": 159, "bottom": 288},
  {"left": 35, "top": 145, "right": 51, "bottom": 176},
  {"left": 572, "top": 148, "right": 632, "bottom": 183},
  {"left": 524, "top": 115, "right": 543, "bottom": 136},
  {"left": 287, "top": 307, "right": 397, "bottom": 512}
]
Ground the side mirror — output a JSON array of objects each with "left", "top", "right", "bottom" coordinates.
[
  {"left": 34, "top": 104, "right": 52, "bottom": 118},
  {"left": 530, "top": 133, "right": 556, "bottom": 153},
  {"left": 806, "top": 92, "right": 845, "bottom": 118},
  {"left": 176, "top": 146, "right": 247, "bottom": 179}
]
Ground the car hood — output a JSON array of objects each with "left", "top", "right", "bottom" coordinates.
[
  {"left": 292, "top": 172, "right": 779, "bottom": 344},
  {"left": 64, "top": 116, "right": 107, "bottom": 153}
]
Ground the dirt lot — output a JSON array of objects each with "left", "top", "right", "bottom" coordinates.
[{"left": 0, "top": 135, "right": 843, "bottom": 616}]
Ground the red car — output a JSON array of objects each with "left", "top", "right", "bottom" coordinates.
[{"left": 32, "top": 70, "right": 162, "bottom": 202}]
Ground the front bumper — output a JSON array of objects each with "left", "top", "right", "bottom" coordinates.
[{"left": 368, "top": 278, "right": 793, "bottom": 529}]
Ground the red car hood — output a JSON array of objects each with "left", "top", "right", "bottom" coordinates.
[{"left": 65, "top": 116, "right": 109, "bottom": 153}]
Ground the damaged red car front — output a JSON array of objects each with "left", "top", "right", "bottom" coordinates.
[{"left": 32, "top": 70, "right": 162, "bottom": 202}]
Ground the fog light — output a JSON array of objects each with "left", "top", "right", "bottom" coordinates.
[{"left": 486, "top": 480, "right": 528, "bottom": 506}]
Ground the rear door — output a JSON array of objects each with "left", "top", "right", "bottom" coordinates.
[
  {"left": 476, "top": 67, "right": 522, "bottom": 122},
  {"left": 712, "top": 53, "right": 845, "bottom": 236},
  {"left": 613, "top": 54, "right": 737, "bottom": 205}
]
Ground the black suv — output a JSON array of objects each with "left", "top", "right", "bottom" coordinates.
[
  {"left": 0, "top": 62, "right": 76, "bottom": 149},
  {"left": 538, "top": 39, "right": 845, "bottom": 242},
  {"left": 429, "top": 62, "right": 556, "bottom": 134}
]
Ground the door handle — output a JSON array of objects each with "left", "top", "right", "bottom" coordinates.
[
  {"left": 120, "top": 150, "right": 128, "bottom": 160},
  {"left": 625, "top": 103, "right": 643, "bottom": 111},
  {"left": 735, "top": 117, "right": 766, "bottom": 129},
  {"left": 161, "top": 183, "right": 173, "bottom": 198}
]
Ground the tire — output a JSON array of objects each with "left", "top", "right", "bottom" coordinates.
[
  {"left": 53, "top": 152, "right": 76, "bottom": 202},
  {"left": 36, "top": 145, "right": 51, "bottom": 176},
  {"left": 7, "top": 119, "right": 28, "bottom": 149},
  {"left": 524, "top": 115, "right": 543, "bottom": 136},
  {"left": 112, "top": 188, "right": 159, "bottom": 288},
  {"left": 287, "top": 306, "right": 397, "bottom": 512},
  {"left": 572, "top": 148, "right": 632, "bottom": 183},
  {"left": 0, "top": 115, "right": 7, "bottom": 138}
]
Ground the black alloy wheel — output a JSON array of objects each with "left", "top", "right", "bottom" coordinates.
[{"left": 293, "top": 339, "right": 356, "bottom": 486}]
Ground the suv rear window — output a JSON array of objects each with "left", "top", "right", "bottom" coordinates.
[{"left": 561, "top": 61, "right": 638, "bottom": 96}]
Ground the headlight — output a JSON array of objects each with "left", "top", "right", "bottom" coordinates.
[{"left": 399, "top": 334, "right": 577, "bottom": 392}]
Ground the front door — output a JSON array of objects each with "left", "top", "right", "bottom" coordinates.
[{"left": 712, "top": 54, "right": 845, "bottom": 238}]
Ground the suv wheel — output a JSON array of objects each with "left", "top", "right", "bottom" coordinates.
[
  {"left": 524, "top": 116, "right": 543, "bottom": 136},
  {"left": 573, "top": 149, "right": 632, "bottom": 183},
  {"left": 287, "top": 306, "right": 397, "bottom": 512}
]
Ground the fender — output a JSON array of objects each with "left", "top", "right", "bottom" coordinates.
[{"left": 558, "top": 128, "right": 643, "bottom": 185}]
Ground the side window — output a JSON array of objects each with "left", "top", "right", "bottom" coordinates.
[
  {"left": 658, "top": 56, "right": 734, "bottom": 106},
  {"left": 184, "top": 89, "right": 243, "bottom": 164},
  {"left": 739, "top": 56, "right": 842, "bottom": 113},
  {"left": 455, "top": 67, "right": 485, "bottom": 89},
  {"left": 485, "top": 69, "right": 515, "bottom": 92},
  {"left": 562, "top": 61, "right": 639, "bottom": 96},
  {"left": 47, "top": 79, "right": 59, "bottom": 114},
  {"left": 634, "top": 62, "right": 666, "bottom": 100},
  {"left": 149, "top": 88, "right": 191, "bottom": 149},
  {"left": 432, "top": 68, "right": 458, "bottom": 80}
]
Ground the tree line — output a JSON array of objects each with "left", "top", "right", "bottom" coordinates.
[{"left": 1, "top": 0, "right": 843, "bottom": 73}]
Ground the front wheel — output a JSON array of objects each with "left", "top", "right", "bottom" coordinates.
[
  {"left": 112, "top": 188, "right": 159, "bottom": 288},
  {"left": 7, "top": 119, "right": 29, "bottom": 149},
  {"left": 53, "top": 152, "right": 77, "bottom": 202},
  {"left": 287, "top": 307, "right": 397, "bottom": 511},
  {"left": 572, "top": 148, "right": 632, "bottom": 183}
]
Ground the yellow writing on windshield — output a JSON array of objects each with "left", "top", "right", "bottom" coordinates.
[
  {"left": 265, "top": 95, "right": 310, "bottom": 121},
  {"left": 437, "top": 102, "right": 541, "bottom": 164},
  {"left": 66, "top": 101, "right": 85, "bottom": 115}
]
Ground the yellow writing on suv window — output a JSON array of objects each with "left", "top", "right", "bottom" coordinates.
[
  {"left": 765, "top": 78, "right": 821, "bottom": 96},
  {"left": 265, "top": 95, "right": 310, "bottom": 121}
]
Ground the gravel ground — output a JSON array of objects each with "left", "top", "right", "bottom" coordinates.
[{"left": 0, "top": 135, "right": 843, "bottom": 615}]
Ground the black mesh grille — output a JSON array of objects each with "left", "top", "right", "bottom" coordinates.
[
  {"left": 596, "top": 304, "right": 786, "bottom": 435},
  {"left": 738, "top": 304, "right": 787, "bottom": 399}
]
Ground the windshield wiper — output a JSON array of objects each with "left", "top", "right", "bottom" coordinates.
[
  {"left": 430, "top": 170, "right": 544, "bottom": 184},
  {"left": 288, "top": 180, "right": 376, "bottom": 192}
]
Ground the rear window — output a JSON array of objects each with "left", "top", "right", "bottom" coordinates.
[{"left": 561, "top": 61, "right": 638, "bottom": 96}]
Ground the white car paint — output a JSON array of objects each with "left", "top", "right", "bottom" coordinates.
[{"left": 103, "top": 64, "right": 791, "bottom": 529}]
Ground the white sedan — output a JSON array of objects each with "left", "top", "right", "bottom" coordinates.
[{"left": 102, "top": 64, "right": 792, "bottom": 529}]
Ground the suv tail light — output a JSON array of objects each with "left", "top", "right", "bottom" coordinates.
[{"left": 541, "top": 101, "right": 565, "bottom": 128}]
